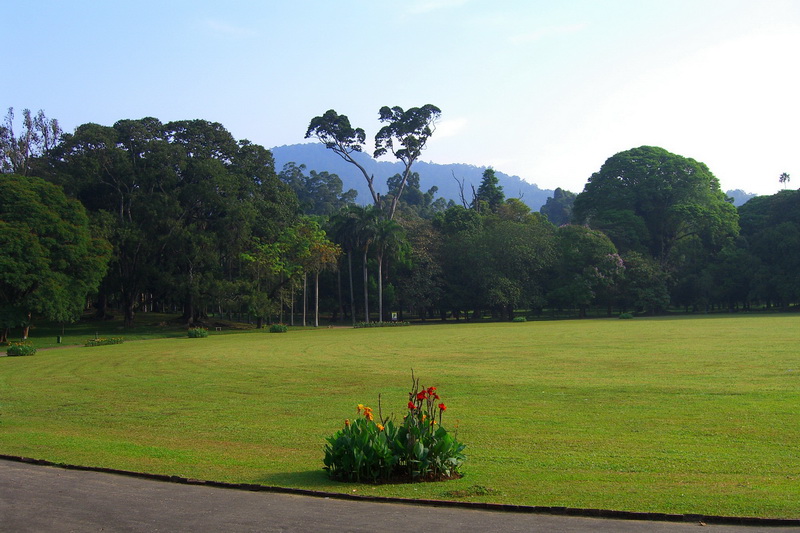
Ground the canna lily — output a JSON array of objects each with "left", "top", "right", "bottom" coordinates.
[
  {"left": 377, "top": 423, "right": 385, "bottom": 431},
  {"left": 407, "top": 401, "right": 415, "bottom": 410},
  {"left": 438, "top": 403, "right": 447, "bottom": 411}
]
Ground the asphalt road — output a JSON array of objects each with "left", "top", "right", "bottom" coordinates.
[{"left": 1, "top": 460, "right": 796, "bottom": 533}]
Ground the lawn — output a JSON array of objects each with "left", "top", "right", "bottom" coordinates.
[{"left": 1, "top": 314, "right": 798, "bottom": 518}]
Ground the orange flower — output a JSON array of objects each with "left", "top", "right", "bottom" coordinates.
[
  {"left": 345, "top": 419, "right": 350, "bottom": 427},
  {"left": 377, "top": 423, "right": 385, "bottom": 431}
]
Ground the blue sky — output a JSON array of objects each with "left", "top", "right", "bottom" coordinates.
[{"left": 4, "top": 0, "right": 799, "bottom": 195}]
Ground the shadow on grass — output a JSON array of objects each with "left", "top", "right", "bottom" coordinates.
[{"left": 255, "top": 469, "right": 341, "bottom": 489}]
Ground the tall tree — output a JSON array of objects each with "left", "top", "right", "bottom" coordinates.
[
  {"left": 0, "top": 175, "right": 110, "bottom": 340},
  {"left": 473, "top": 168, "right": 504, "bottom": 212},
  {"left": 278, "top": 162, "right": 357, "bottom": 216},
  {"left": 373, "top": 218, "right": 407, "bottom": 322},
  {"left": 0, "top": 107, "right": 62, "bottom": 176},
  {"left": 572, "top": 146, "right": 739, "bottom": 267},
  {"left": 540, "top": 187, "right": 576, "bottom": 226},
  {"left": 374, "top": 105, "right": 441, "bottom": 220},
  {"left": 779, "top": 172, "right": 791, "bottom": 189},
  {"left": 306, "top": 104, "right": 441, "bottom": 220}
]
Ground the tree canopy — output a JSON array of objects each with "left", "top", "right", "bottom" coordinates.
[
  {"left": 572, "top": 146, "right": 738, "bottom": 266},
  {"left": 0, "top": 175, "right": 110, "bottom": 339}
]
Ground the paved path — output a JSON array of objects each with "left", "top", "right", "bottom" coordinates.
[{"left": 1, "top": 460, "right": 795, "bottom": 532}]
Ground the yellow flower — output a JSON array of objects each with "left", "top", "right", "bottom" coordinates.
[
  {"left": 357, "top": 404, "right": 365, "bottom": 413},
  {"left": 377, "top": 424, "right": 385, "bottom": 431}
]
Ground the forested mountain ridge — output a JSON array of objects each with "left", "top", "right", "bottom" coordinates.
[{"left": 271, "top": 143, "right": 555, "bottom": 211}]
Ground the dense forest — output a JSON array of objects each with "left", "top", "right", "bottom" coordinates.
[{"left": 1, "top": 107, "right": 797, "bottom": 338}]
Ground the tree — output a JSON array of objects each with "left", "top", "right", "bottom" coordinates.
[
  {"left": 329, "top": 205, "right": 363, "bottom": 324},
  {"left": 738, "top": 189, "right": 800, "bottom": 308},
  {"left": 1, "top": 107, "right": 62, "bottom": 176},
  {"left": 572, "top": 146, "right": 739, "bottom": 267},
  {"left": 540, "top": 187, "right": 576, "bottom": 226},
  {"left": 278, "top": 162, "right": 357, "bottom": 216},
  {"left": 306, "top": 104, "right": 441, "bottom": 220},
  {"left": 0, "top": 175, "right": 110, "bottom": 340},
  {"left": 546, "top": 225, "right": 623, "bottom": 317},
  {"left": 779, "top": 172, "right": 791, "bottom": 189},
  {"left": 618, "top": 252, "right": 670, "bottom": 315},
  {"left": 49, "top": 117, "right": 298, "bottom": 326},
  {"left": 473, "top": 168, "right": 504, "bottom": 212},
  {"left": 374, "top": 105, "right": 442, "bottom": 220},
  {"left": 373, "top": 218, "right": 407, "bottom": 322}
]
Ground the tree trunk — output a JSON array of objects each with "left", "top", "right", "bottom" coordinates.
[
  {"left": 348, "top": 252, "right": 355, "bottom": 326},
  {"left": 123, "top": 295, "right": 136, "bottom": 327},
  {"left": 377, "top": 251, "right": 384, "bottom": 323},
  {"left": 362, "top": 247, "right": 370, "bottom": 323},
  {"left": 302, "top": 273, "right": 307, "bottom": 327},
  {"left": 315, "top": 271, "right": 320, "bottom": 327},
  {"left": 337, "top": 261, "right": 344, "bottom": 323},
  {"left": 21, "top": 313, "right": 31, "bottom": 339}
]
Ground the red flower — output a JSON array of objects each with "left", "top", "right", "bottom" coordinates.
[
  {"left": 427, "top": 386, "right": 436, "bottom": 395},
  {"left": 407, "top": 401, "right": 415, "bottom": 410},
  {"left": 416, "top": 391, "right": 427, "bottom": 400},
  {"left": 438, "top": 403, "right": 447, "bottom": 411}
]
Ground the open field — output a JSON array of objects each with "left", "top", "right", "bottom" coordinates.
[{"left": 1, "top": 315, "right": 798, "bottom": 518}]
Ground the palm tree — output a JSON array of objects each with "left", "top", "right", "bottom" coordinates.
[
  {"left": 330, "top": 205, "right": 367, "bottom": 325},
  {"left": 353, "top": 205, "right": 379, "bottom": 323},
  {"left": 374, "top": 218, "right": 407, "bottom": 322},
  {"left": 779, "top": 172, "right": 791, "bottom": 190}
]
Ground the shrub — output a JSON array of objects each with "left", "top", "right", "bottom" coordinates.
[
  {"left": 323, "top": 373, "right": 466, "bottom": 483},
  {"left": 7, "top": 342, "right": 36, "bottom": 356},
  {"left": 187, "top": 327, "right": 209, "bottom": 338},
  {"left": 353, "top": 321, "right": 411, "bottom": 329},
  {"left": 269, "top": 323, "right": 288, "bottom": 333},
  {"left": 85, "top": 337, "right": 125, "bottom": 347},
  {"left": 619, "top": 312, "right": 634, "bottom": 319},
  {"left": 512, "top": 316, "right": 527, "bottom": 322}
]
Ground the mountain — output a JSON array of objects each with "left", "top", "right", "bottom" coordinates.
[
  {"left": 725, "top": 189, "right": 757, "bottom": 207},
  {"left": 270, "top": 143, "right": 554, "bottom": 212}
]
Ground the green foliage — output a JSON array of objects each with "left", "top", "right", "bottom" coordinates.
[
  {"left": 85, "top": 337, "right": 124, "bottom": 347},
  {"left": 512, "top": 316, "right": 527, "bottom": 322},
  {"left": 187, "top": 327, "right": 209, "bottom": 338},
  {"left": 572, "top": 146, "right": 739, "bottom": 266},
  {"left": 353, "top": 321, "right": 411, "bottom": 328},
  {"left": 6, "top": 341, "right": 36, "bottom": 356},
  {"left": 0, "top": 175, "right": 111, "bottom": 326},
  {"left": 323, "top": 376, "right": 466, "bottom": 483},
  {"left": 269, "top": 323, "right": 288, "bottom": 333},
  {"left": 474, "top": 168, "right": 505, "bottom": 212},
  {"left": 619, "top": 312, "right": 634, "bottom": 319},
  {"left": 540, "top": 187, "right": 576, "bottom": 226}
]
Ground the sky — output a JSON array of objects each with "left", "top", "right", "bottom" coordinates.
[{"left": 3, "top": 0, "right": 799, "bottom": 196}]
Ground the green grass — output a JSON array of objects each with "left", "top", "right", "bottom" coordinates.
[
  {"left": 8, "top": 313, "right": 257, "bottom": 349},
  {"left": 1, "top": 314, "right": 798, "bottom": 518}
]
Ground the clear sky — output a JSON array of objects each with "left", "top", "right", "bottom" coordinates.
[{"left": 4, "top": 0, "right": 799, "bottom": 195}]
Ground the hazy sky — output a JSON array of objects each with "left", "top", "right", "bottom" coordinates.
[{"left": 4, "top": 0, "right": 799, "bottom": 195}]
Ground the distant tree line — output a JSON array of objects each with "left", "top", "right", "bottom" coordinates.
[{"left": 1, "top": 107, "right": 798, "bottom": 338}]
